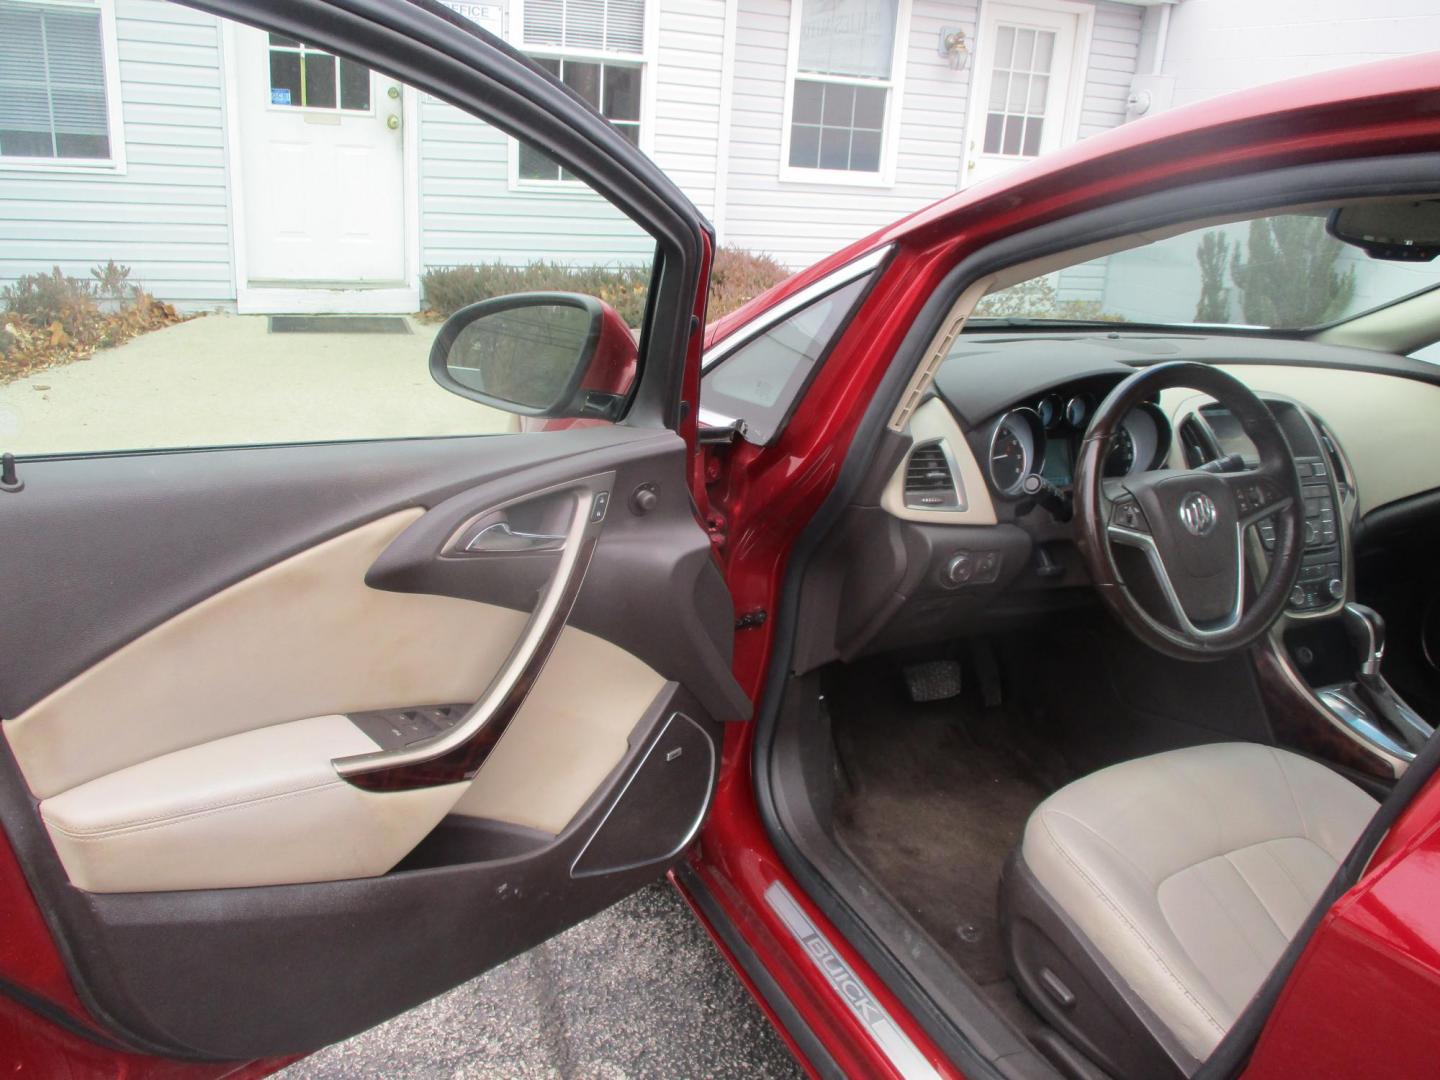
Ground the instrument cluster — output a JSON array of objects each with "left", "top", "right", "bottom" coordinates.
[{"left": 986, "top": 389, "right": 1171, "bottom": 497}]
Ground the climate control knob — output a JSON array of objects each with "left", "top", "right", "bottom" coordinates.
[
  {"left": 1290, "top": 585, "right": 1307, "bottom": 608},
  {"left": 1327, "top": 578, "right": 1345, "bottom": 601}
]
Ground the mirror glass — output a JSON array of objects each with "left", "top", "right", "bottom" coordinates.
[{"left": 442, "top": 303, "right": 595, "bottom": 410}]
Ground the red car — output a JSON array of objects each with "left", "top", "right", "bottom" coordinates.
[{"left": 4, "top": 2, "right": 1440, "bottom": 1078}]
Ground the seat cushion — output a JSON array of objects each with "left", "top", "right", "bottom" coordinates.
[{"left": 1020, "top": 742, "right": 1377, "bottom": 1062}]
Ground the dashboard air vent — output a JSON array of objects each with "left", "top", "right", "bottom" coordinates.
[
  {"left": 1178, "top": 417, "right": 1217, "bottom": 469},
  {"left": 904, "top": 441, "right": 964, "bottom": 510}
]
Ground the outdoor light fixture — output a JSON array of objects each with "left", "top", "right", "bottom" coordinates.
[{"left": 939, "top": 27, "right": 970, "bottom": 71}]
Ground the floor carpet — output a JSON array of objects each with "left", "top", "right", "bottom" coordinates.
[{"left": 827, "top": 656, "right": 1070, "bottom": 988}]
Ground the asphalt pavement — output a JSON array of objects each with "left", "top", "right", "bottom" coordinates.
[{"left": 278, "top": 881, "right": 804, "bottom": 1079}]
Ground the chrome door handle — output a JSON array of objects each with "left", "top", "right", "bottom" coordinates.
[{"left": 464, "top": 521, "right": 566, "bottom": 553}]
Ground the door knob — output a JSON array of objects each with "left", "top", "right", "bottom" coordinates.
[{"left": 386, "top": 114, "right": 401, "bottom": 131}]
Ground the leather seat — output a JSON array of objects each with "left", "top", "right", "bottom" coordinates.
[{"left": 1002, "top": 743, "right": 1376, "bottom": 1076}]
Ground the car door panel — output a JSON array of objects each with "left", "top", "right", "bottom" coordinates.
[
  {"left": 0, "top": 0, "right": 731, "bottom": 1067},
  {"left": 0, "top": 428, "right": 740, "bottom": 1059}
]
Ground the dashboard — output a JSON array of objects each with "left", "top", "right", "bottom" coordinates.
[{"left": 841, "top": 331, "right": 1440, "bottom": 665}]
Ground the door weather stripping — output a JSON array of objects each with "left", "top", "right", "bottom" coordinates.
[
  {"left": 765, "top": 882, "right": 944, "bottom": 1080},
  {"left": 333, "top": 473, "right": 613, "bottom": 791}
]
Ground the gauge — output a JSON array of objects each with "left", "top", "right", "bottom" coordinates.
[
  {"left": 1065, "top": 395, "right": 1091, "bottom": 429},
  {"left": 988, "top": 408, "right": 1043, "bottom": 496},
  {"left": 1036, "top": 394, "right": 1061, "bottom": 430},
  {"left": 1105, "top": 426, "right": 1135, "bottom": 477}
]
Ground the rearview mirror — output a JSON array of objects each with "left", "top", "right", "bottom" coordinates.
[
  {"left": 1327, "top": 201, "right": 1440, "bottom": 262},
  {"left": 430, "top": 292, "right": 638, "bottom": 420}
]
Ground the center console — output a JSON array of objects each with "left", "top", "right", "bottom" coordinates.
[
  {"left": 1182, "top": 396, "right": 1432, "bottom": 781},
  {"left": 1258, "top": 453, "right": 1343, "bottom": 613}
]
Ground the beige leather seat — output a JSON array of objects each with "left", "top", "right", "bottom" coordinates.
[{"left": 1005, "top": 743, "right": 1376, "bottom": 1075}]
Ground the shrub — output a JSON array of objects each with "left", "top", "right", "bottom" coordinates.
[
  {"left": 420, "top": 247, "right": 791, "bottom": 328},
  {"left": 1, "top": 264, "right": 184, "bottom": 383},
  {"left": 2, "top": 266, "right": 100, "bottom": 340},
  {"left": 422, "top": 262, "right": 651, "bottom": 325},
  {"left": 707, "top": 247, "right": 789, "bottom": 319}
]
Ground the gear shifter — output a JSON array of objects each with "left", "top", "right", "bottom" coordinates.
[
  {"left": 1341, "top": 603, "right": 1433, "bottom": 754},
  {"left": 1343, "top": 602, "right": 1386, "bottom": 678}
]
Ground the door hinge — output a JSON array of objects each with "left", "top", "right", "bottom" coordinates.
[{"left": 735, "top": 609, "right": 767, "bottom": 631}]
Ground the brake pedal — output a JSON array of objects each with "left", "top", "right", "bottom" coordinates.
[{"left": 902, "top": 660, "right": 962, "bottom": 703}]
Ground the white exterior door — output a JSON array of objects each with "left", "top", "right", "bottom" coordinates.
[
  {"left": 232, "top": 27, "right": 407, "bottom": 306},
  {"left": 963, "top": 1, "right": 1087, "bottom": 187}
]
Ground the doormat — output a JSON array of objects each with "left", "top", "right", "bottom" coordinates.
[{"left": 268, "top": 316, "right": 412, "bottom": 334}]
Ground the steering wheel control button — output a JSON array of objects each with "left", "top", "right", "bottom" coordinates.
[
  {"left": 1233, "top": 479, "right": 1278, "bottom": 516},
  {"left": 1110, "top": 498, "right": 1149, "bottom": 533}
]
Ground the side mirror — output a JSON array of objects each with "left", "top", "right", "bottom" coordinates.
[{"left": 430, "top": 292, "right": 638, "bottom": 420}]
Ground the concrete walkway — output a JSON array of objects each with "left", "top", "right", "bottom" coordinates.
[{"left": 0, "top": 313, "right": 514, "bottom": 455}]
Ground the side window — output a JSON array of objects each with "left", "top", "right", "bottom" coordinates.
[
  {"left": 0, "top": 1, "right": 657, "bottom": 457},
  {"left": 700, "top": 274, "right": 870, "bottom": 445}
]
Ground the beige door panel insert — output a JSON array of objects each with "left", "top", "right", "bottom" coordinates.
[{"left": 7, "top": 509, "right": 666, "bottom": 892}]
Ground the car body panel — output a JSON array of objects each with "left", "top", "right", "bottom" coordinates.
[{"left": 688, "top": 55, "right": 1440, "bottom": 1080}]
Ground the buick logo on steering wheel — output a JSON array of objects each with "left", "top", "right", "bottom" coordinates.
[{"left": 1178, "top": 491, "right": 1218, "bottom": 536}]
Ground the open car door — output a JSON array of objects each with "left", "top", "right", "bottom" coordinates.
[{"left": 0, "top": 0, "right": 743, "bottom": 1071}]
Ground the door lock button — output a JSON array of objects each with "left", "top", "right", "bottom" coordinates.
[{"left": 590, "top": 490, "right": 610, "bottom": 522}]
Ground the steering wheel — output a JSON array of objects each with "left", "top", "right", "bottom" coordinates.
[{"left": 1073, "top": 361, "right": 1305, "bottom": 661}]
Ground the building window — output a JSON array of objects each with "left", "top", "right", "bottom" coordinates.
[
  {"left": 265, "top": 34, "right": 372, "bottom": 112},
  {"left": 784, "top": 0, "right": 902, "bottom": 178},
  {"left": 517, "top": 58, "right": 641, "bottom": 181},
  {"left": 515, "top": 0, "right": 647, "bottom": 186},
  {"left": 0, "top": 0, "right": 122, "bottom": 166},
  {"left": 982, "top": 25, "right": 1056, "bottom": 158}
]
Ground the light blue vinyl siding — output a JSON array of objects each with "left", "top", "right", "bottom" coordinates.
[
  {"left": 417, "top": 95, "right": 658, "bottom": 279},
  {"left": 0, "top": 0, "right": 234, "bottom": 310}
]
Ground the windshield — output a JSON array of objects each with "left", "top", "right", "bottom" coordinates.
[{"left": 974, "top": 211, "right": 1440, "bottom": 332}]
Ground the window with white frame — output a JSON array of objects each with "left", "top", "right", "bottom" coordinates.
[
  {"left": 786, "top": 0, "right": 900, "bottom": 175},
  {"left": 516, "top": 0, "right": 646, "bottom": 184},
  {"left": 265, "top": 33, "right": 372, "bottom": 112},
  {"left": 0, "top": 0, "right": 120, "bottom": 164}
]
